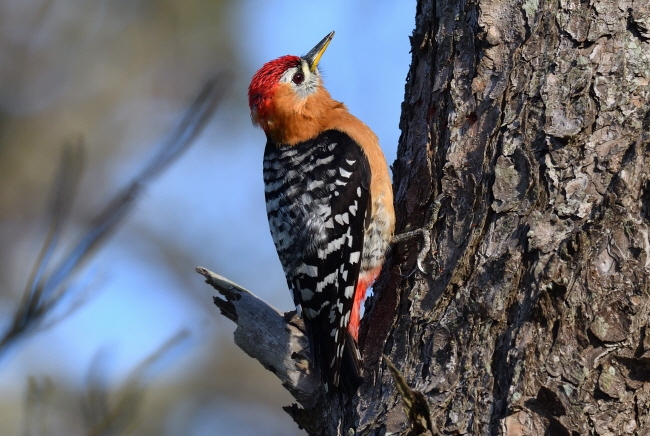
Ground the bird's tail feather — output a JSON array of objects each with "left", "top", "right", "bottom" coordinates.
[{"left": 339, "top": 331, "right": 364, "bottom": 395}]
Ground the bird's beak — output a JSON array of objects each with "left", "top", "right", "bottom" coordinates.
[{"left": 304, "top": 31, "right": 335, "bottom": 72}]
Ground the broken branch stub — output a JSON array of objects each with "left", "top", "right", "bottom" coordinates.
[{"left": 196, "top": 266, "right": 320, "bottom": 409}]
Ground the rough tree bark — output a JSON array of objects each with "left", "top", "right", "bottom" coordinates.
[
  {"left": 369, "top": 0, "right": 650, "bottom": 434},
  {"left": 202, "top": 0, "right": 650, "bottom": 434}
]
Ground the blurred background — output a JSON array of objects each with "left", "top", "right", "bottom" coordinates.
[{"left": 0, "top": 1, "right": 414, "bottom": 434}]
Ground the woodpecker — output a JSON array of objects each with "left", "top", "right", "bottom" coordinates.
[{"left": 248, "top": 31, "right": 395, "bottom": 391}]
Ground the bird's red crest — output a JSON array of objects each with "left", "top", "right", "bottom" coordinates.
[{"left": 248, "top": 55, "right": 301, "bottom": 121}]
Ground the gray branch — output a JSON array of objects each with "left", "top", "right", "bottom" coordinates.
[{"left": 195, "top": 267, "right": 321, "bottom": 410}]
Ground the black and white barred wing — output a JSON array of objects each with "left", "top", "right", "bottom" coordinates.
[{"left": 263, "top": 129, "right": 369, "bottom": 387}]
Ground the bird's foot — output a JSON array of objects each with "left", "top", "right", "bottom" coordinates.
[{"left": 392, "top": 193, "right": 445, "bottom": 273}]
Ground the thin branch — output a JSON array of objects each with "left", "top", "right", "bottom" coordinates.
[
  {"left": 0, "top": 143, "right": 85, "bottom": 354},
  {"left": 0, "top": 76, "right": 229, "bottom": 362},
  {"left": 383, "top": 355, "right": 439, "bottom": 436},
  {"left": 43, "top": 75, "right": 229, "bottom": 295},
  {"left": 24, "top": 140, "right": 85, "bottom": 303}
]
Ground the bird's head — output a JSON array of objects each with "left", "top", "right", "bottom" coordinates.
[{"left": 248, "top": 31, "right": 336, "bottom": 138}]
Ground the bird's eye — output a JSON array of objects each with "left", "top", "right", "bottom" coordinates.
[{"left": 292, "top": 72, "right": 305, "bottom": 85}]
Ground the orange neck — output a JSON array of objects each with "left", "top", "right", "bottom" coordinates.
[{"left": 258, "top": 85, "right": 368, "bottom": 146}]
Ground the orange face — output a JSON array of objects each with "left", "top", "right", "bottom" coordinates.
[
  {"left": 248, "top": 32, "right": 336, "bottom": 142},
  {"left": 248, "top": 55, "right": 302, "bottom": 125}
]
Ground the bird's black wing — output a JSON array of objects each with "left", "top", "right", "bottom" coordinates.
[{"left": 263, "top": 129, "right": 370, "bottom": 389}]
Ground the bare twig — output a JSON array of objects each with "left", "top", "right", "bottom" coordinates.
[
  {"left": 383, "top": 355, "right": 439, "bottom": 436},
  {"left": 0, "top": 76, "right": 229, "bottom": 362},
  {"left": 1, "top": 143, "right": 85, "bottom": 356},
  {"left": 24, "top": 140, "right": 85, "bottom": 303},
  {"left": 44, "top": 75, "right": 229, "bottom": 294}
]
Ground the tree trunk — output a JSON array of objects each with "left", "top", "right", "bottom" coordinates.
[
  {"left": 358, "top": 0, "right": 650, "bottom": 434},
  {"left": 206, "top": 0, "right": 650, "bottom": 434}
]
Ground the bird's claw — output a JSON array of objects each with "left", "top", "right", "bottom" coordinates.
[{"left": 394, "top": 194, "right": 445, "bottom": 275}]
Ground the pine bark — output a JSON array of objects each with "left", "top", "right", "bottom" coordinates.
[{"left": 356, "top": 0, "right": 650, "bottom": 434}]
